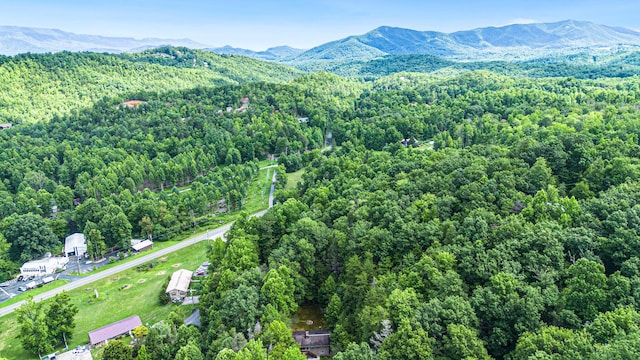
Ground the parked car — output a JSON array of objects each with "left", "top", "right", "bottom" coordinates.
[
  {"left": 16, "top": 275, "right": 23, "bottom": 281},
  {"left": 17, "top": 286, "right": 26, "bottom": 292}
]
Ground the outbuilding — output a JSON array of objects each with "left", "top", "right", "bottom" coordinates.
[{"left": 132, "top": 239, "right": 153, "bottom": 253}]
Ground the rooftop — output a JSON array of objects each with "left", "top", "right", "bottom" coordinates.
[
  {"left": 65, "top": 233, "right": 86, "bottom": 251},
  {"left": 293, "top": 330, "right": 331, "bottom": 347},
  {"left": 184, "top": 309, "right": 201, "bottom": 327},
  {"left": 132, "top": 239, "right": 153, "bottom": 251},
  {"left": 88, "top": 315, "right": 142, "bottom": 345},
  {"left": 21, "top": 256, "right": 68, "bottom": 267},
  {"left": 166, "top": 269, "right": 193, "bottom": 293}
]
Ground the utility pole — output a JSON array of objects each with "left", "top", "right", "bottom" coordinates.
[{"left": 75, "top": 246, "right": 80, "bottom": 274}]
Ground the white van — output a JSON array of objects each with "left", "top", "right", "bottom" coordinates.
[{"left": 25, "top": 281, "right": 37, "bottom": 290}]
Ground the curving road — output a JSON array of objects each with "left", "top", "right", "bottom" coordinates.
[{"left": 0, "top": 170, "right": 277, "bottom": 318}]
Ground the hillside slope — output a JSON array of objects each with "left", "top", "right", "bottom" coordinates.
[{"left": 0, "top": 48, "right": 303, "bottom": 123}]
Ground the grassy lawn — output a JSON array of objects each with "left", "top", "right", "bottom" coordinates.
[
  {"left": 0, "top": 241, "right": 207, "bottom": 360},
  {"left": 0, "top": 233, "right": 209, "bottom": 311},
  {"left": 285, "top": 169, "right": 305, "bottom": 190},
  {"left": 257, "top": 159, "right": 277, "bottom": 168},
  {"left": 243, "top": 167, "right": 274, "bottom": 212}
]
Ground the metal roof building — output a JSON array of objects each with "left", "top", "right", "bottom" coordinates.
[
  {"left": 88, "top": 315, "right": 142, "bottom": 346},
  {"left": 132, "top": 239, "right": 153, "bottom": 252},
  {"left": 166, "top": 269, "right": 193, "bottom": 302}
]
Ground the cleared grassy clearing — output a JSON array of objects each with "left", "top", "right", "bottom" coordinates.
[{"left": 285, "top": 169, "right": 305, "bottom": 190}]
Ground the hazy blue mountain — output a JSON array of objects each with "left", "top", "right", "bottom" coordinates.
[
  {"left": 293, "top": 20, "right": 640, "bottom": 62},
  {"left": 450, "top": 20, "right": 640, "bottom": 48},
  {"left": 4, "top": 20, "right": 640, "bottom": 61},
  {"left": 0, "top": 26, "right": 207, "bottom": 55},
  {"left": 207, "top": 45, "right": 304, "bottom": 61}
]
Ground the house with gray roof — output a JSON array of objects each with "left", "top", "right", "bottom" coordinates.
[{"left": 293, "top": 330, "right": 331, "bottom": 357}]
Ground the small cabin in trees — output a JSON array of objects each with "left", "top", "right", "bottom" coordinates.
[{"left": 293, "top": 330, "right": 331, "bottom": 357}]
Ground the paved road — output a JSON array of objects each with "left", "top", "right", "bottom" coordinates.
[{"left": 0, "top": 169, "right": 278, "bottom": 318}]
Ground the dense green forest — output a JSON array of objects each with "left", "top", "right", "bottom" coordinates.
[
  {"left": 1, "top": 48, "right": 640, "bottom": 359},
  {"left": 297, "top": 50, "right": 640, "bottom": 79},
  {"left": 0, "top": 47, "right": 302, "bottom": 123},
  {"left": 191, "top": 73, "right": 640, "bottom": 360}
]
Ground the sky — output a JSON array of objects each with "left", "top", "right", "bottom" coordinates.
[{"left": 2, "top": 0, "right": 640, "bottom": 50}]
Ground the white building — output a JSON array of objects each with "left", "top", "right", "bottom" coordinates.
[
  {"left": 20, "top": 256, "right": 69, "bottom": 277},
  {"left": 64, "top": 233, "right": 87, "bottom": 257}
]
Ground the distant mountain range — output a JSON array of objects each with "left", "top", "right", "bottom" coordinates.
[
  {"left": 0, "top": 26, "right": 206, "bottom": 55},
  {"left": 206, "top": 45, "right": 305, "bottom": 61},
  {"left": 2, "top": 20, "right": 640, "bottom": 62},
  {"left": 220, "top": 20, "right": 640, "bottom": 62},
  {"left": 294, "top": 20, "right": 640, "bottom": 62}
]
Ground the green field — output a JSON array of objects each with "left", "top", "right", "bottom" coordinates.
[
  {"left": 0, "top": 234, "right": 205, "bottom": 311},
  {"left": 246, "top": 167, "right": 275, "bottom": 211},
  {"left": 0, "top": 241, "right": 208, "bottom": 359},
  {"left": 285, "top": 169, "right": 305, "bottom": 190}
]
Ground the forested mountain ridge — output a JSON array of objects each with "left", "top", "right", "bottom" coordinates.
[
  {"left": 0, "top": 47, "right": 303, "bottom": 123},
  {"left": 4, "top": 20, "right": 640, "bottom": 62}
]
